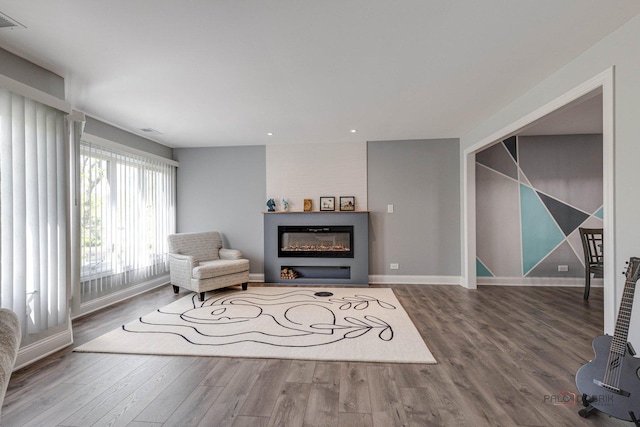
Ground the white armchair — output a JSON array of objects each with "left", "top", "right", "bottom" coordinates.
[
  {"left": 0, "top": 308, "right": 20, "bottom": 422},
  {"left": 167, "top": 231, "right": 249, "bottom": 301}
]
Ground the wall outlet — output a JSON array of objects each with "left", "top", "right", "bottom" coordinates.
[
  {"left": 387, "top": 204, "right": 394, "bottom": 213},
  {"left": 390, "top": 263, "right": 399, "bottom": 270},
  {"left": 558, "top": 265, "right": 569, "bottom": 272}
]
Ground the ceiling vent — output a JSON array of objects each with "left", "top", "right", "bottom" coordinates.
[
  {"left": 139, "top": 128, "right": 164, "bottom": 136},
  {"left": 0, "top": 12, "right": 25, "bottom": 30}
]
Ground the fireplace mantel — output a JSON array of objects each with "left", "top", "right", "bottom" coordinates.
[
  {"left": 263, "top": 212, "right": 369, "bottom": 285},
  {"left": 263, "top": 211, "right": 369, "bottom": 214}
]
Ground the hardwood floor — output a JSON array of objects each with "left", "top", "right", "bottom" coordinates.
[{"left": 2, "top": 284, "right": 628, "bottom": 427}]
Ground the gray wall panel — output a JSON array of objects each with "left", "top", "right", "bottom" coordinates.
[
  {"left": 84, "top": 117, "right": 173, "bottom": 160},
  {"left": 475, "top": 164, "right": 522, "bottom": 276},
  {"left": 0, "top": 47, "right": 64, "bottom": 99},
  {"left": 367, "top": 139, "right": 460, "bottom": 276},
  {"left": 476, "top": 141, "right": 518, "bottom": 180},
  {"left": 264, "top": 212, "right": 369, "bottom": 284},
  {"left": 174, "top": 146, "right": 266, "bottom": 274},
  {"left": 519, "top": 134, "right": 603, "bottom": 213}
]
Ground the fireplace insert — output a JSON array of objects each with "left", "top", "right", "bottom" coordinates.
[{"left": 278, "top": 225, "right": 354, "bottom": 258}]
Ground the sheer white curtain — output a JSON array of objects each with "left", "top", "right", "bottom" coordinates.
[
  {"left": 0, "top": 88, "right": 69, "bottom": 345},
  {"left": 79, "top": 140, "right": 175, "bottom": 302}
]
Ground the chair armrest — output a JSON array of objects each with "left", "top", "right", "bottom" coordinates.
[
  {"left": 168, "top": 253, "right": 197, "bottom": 284},
  {"left": 0, "top": 308, "right": 20, "bottom": 415},
  {"left": 219, "top": 248, "right": 243, "bottom": 260}
]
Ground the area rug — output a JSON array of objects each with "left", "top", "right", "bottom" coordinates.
[{"left": 74, "top": 287, "right": 436, "bottom": 364}]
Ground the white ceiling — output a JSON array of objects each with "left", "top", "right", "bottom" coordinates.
[
  {"left": 0, "top": 1, "right": 637, "bottom": 148},
  {"left": 519, "top": 91, "right": 603, "bottom": 136}
]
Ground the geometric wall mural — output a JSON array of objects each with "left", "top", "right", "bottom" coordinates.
[
  {"left": 476, "top": 134, "right": 603, "bottom": 278},
  {"left": 520, "top": 184, "right": 566, "bottom": 274}
]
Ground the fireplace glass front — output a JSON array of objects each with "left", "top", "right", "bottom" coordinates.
[{"left": 278, "top": 226, "right": 354, "bottom": 258}]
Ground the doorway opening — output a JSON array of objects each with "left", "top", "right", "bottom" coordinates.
[{"left": 462, "top": 68, "right": 615, "bottom": 334}]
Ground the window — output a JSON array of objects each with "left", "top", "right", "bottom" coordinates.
[
  {"left": 79, "top": 140, "right": 175, "bottom": 302},
  {"left": 0, "top": 88, "right": 69, "bottom": 344}
]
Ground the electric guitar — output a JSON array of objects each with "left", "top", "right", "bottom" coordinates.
[{"left": 575, "top": 256, "right": 640, "bottom": 423}]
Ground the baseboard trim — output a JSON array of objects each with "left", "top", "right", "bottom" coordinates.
[
  {"left": 368, "top": 275, "right": 462, "bottom": 285},
  {"left": 72, "top": 275, "right": 170, "bottom": 319},
  {"left": 249, "top": 273, "right": 265, "bottom": 283},
  {"left": 477, "top": 277, "right": 604, "bottom": 287},
  {"left": 14, "top": 327, "right": 73, "bottom": 371}
]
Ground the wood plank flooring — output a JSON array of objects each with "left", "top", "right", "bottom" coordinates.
[{"left": 2, "top": 284, "right": 629, "bottom": 427}]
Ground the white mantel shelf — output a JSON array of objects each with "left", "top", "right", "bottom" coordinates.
[{"left": 262, "top": 211, "right": 369, "bottom": 214}]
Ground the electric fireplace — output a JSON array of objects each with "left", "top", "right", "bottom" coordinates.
[
  {"left": 264, "top": 212, "right": 368, "bottom": 284},
  {"left": 278, "top": 225, "right": 354, "bottom": 258}
]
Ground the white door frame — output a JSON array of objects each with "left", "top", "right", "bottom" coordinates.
[{"left": 461, "top": 67, "right": 615, "bottom": 334}]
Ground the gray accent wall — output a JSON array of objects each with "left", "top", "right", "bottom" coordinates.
[
  {"left": 174, "top": 146, "right": 266, "bottom": 274},
  {"left": 367, "top": 139, "right": 460, "bottom": 276},
  {"left": 476, "top": 161, "right": 522, "bottom": 277},
  {"left": 519, "top": 134, "right": 603, "bottom": 213}
]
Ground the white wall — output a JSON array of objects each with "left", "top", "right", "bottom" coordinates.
[
  {"left": 461, "top": 15, "right": 640, "bottom": 347},
  {"left": 266, "top": 142, "right": 367, "bottom": 212}
]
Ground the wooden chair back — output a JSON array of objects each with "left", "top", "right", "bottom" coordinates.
[{"left": 579, "top": 227, "right": 603, "bottom": 268}]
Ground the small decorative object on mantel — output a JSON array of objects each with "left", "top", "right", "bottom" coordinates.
[
  {"left": 320, "top": 196, "right": 335, "bottom": 211},
  {"left": 282, "top": 199, "right": 289, "bottom": 211},
  {"left": 303, "top": 199, "right": 312, "bottom": 212},
  {"left": 340, "top": 196, "right": 355, "bottom": 211},
  {"left": 266, "top": 199, "right": 276, "bottom": 212}
]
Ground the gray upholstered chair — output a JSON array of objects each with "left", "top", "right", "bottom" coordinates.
[
  {"left": 167, "top": 231, "right": 249, "bottom": 301},
  {"left": 0, "top": 308, "right": 21, "bottom": 422}
]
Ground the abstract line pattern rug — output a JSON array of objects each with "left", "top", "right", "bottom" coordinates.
[{"left": 75, "top": 287, "right": 436, "bottom": 364}]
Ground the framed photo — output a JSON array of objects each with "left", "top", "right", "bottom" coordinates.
[
  {"left": 320, "top": 196, "right": 335, "bottom": 211},
  {"left": 340, "top": 196, "right": 355, "bottom": 211},
  {"left": 303, "top": 199, "right": 312, "bottom": 212}
]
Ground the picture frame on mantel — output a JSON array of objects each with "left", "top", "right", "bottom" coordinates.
[
  {"left": 320, "top": 196, "right": 335, "bottom": 211},
  {"left": 303, "top": 199, "right": 312, "bottom": 211},
  {"left": 340, "top": 196, "right": 355, "bottom": 211}
]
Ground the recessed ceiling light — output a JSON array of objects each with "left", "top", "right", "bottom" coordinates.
[
  {"left": 267, "top": 132, "right": 273, "bottom": 136},
  {"left": 350, "top": 129, "right": 357, "bottom": 133}
]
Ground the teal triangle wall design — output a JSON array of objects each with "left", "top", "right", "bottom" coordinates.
[
  {"left": 594, "top": 206, "right": 604, "bottom": 219},
  {"left": 476, "top": 258, "right": 494, "bottom": 277},
  {"left": 520, "top": 184, "right": 565, "bottom": 274}
]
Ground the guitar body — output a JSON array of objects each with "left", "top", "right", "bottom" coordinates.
[{"left": 576, "top": 334, "right": 640, "bottom": 421}]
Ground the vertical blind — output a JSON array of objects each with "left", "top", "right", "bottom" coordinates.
[
  {"left": 79, "top": 140, "right": 175, "bottom": 302},
  {"left": 0, "top": 88, "right": 69, "bottom": 342}
]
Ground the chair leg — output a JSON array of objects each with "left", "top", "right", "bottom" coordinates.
[
  {"left": 172, "top": 285, "right": 179, "bottom": 294},
  {"left": 242, "top": 282, "right": 248, "bottom": 291},
  {"left": 199, "top": 292, "right": 205, "bottom": 302},
  {"left": 584, "top": 267, "right": 591, "bottom": 300}
]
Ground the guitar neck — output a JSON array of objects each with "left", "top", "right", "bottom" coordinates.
[{"left": 612, "top": 265, "right": 639, "bottom": 354}]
